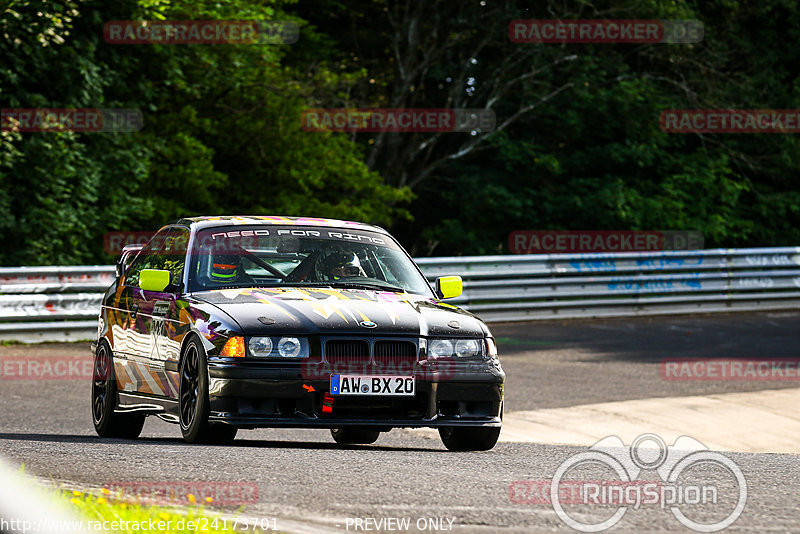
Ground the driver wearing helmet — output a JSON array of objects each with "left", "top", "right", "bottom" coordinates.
[
  {"left": 196, "top": 250, "right": 255, "bottom": 288},
  {"left": 319, "top": 251, "right": 366, "bottom": 280},
  {"left": 210, "top": 253, "right": 244, "bottom": 283}
]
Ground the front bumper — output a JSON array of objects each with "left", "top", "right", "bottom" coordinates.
[{"left": 206, "top": 358, "right": 504, "bottom": 429}]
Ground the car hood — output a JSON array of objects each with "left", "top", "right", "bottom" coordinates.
[{"left": 192, "top": 287, "right": 486, "bottom": 337}]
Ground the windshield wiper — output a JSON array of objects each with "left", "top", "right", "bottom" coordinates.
[
  {"left": 298, "top": 281, "right": 407, "bottom": 293},
  {"left": 330, "top": 282, "right": 407, "bottom": 293}
]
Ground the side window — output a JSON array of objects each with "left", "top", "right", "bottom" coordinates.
[
  {"left": 122, "top": 250, "right": 138, "bottom": 272},
  {"left": 124, "top": 227, "right": 189, "bottom": 289},
  {"left": 124, "top": 229, "right": 169, "bottom": 288},
  {"left": 162, "top": 227, "right": 189, "bottom": 287}
]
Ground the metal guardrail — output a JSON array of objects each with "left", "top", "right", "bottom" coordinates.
[
  {"left": 0, "top": 266, "right": 115, "bottom": 342},
  {"left": 1, "top": 247, "right": 799, "bottom": 342},
  {"left": 417, "top": 247, "right": 800, "bottom": 322}
]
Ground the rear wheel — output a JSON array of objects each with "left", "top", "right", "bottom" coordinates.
[
  {"left": 330, "top": 427, "right": 380, "bottom": 445},
  {"left": 179, "top": 337, "right": 238, "bottom": 444},
  {"left": 92, "top": 341, "right": 145, "bottom": 439},
  {"left": 439, "top": 426, "right": 500, "bottom": 451}
]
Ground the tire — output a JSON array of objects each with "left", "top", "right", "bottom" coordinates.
[
  {"left": 92, "top": 340, "right": 145, "bottom": 439},
  {"left": 330, "top": 427, "right": 380, "bottom": 445},
  {"left": 179, "top": 336, "right": 238, "bottom": 444},
  {"left": 438, "top": 426, "right": 501, "bottom": 451}
]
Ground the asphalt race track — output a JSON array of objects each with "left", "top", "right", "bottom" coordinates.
[{"left": 1, "top": 312, "right": 800, "bottom": 532}]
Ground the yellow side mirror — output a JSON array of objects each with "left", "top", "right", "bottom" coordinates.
[
  {"left": 436, "top": 276, "right": 463, "bottom": 299},
  {"left": 139, "top": 269, "right": 171, "bottom": 292}
]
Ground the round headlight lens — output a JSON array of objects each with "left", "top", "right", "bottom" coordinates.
[
  {"left": 429, "top": 339, "right": 454, "bottom": 358},
  {"left": 248, "top": 336, "right": 273, "bottom": 357},
  {"left": 455, "top": 339, "right": 480, "bottom": 358},
  {"left": 277, "top": 337, "right": 301, "bottom": 358}
]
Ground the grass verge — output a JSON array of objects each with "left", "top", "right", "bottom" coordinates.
[{"left": 64, "top": 488, "right": 268, "bottom": 533}]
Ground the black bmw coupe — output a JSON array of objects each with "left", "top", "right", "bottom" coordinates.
[{"left": 91, "top": 216, "right": 504, "bottom": 450}]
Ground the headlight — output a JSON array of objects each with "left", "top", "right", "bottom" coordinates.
[
  {"left": 277, "top": 337, "right": 302, "bottom": 358},
  {"left": 244, "top": 336, "right": 308, "bottom": 358},
  {"left": 248, "top": 336, "right": 273, "bottom": 357},
  {"left": 429, "top": 339, "right": 454, "bottom": 358},
  {"left": 428, "top": 338, "right": 483, "bottom": 359},
  {"left": 455, "top": 339, "right": 480, "bottom": 358}
]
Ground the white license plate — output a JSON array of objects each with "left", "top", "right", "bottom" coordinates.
[{"left": 330, "top": 375, "right": 415, "bottom": 396}]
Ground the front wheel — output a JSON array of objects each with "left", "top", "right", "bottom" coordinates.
[
  {"left": 92, "top": 341, "right": 145, "bottom": 439},
  {"left": 439, "top": 426, "right": 501, "bottom": 451},
  {"left": 179, "top": 337, "right": 236, "bottom": 443},
  {"left": 330, "top": 427, "right": 380, "bottom": 445}
]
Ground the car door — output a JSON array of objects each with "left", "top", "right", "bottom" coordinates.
[
  {"left": 136, "top": 226, "right": 189, "bottom": 399},
  {"left": 112, "top": 229, "right": 169, "bottom": 360},
  {"left": 115, "top": 227, "right": 182, "bottom": 397}
]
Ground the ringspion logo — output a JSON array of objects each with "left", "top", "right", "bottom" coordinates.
[
  {"left": 510, "top": 480, "right": 663, "bottom": 505},
  {"left": 547, "top": 434, "right": 746, "bottom": 532}
]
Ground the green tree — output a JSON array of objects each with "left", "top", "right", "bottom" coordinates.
[{"left": 0, "top": 0, "right": 410, "bottom": 265}]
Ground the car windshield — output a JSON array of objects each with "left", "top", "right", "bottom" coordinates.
[{"left": 188, "top": 225, "right": 433, "bottom": 296}]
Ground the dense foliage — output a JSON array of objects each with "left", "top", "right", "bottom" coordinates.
[{"left": 2, "top": 0, "right": 799, "bottom": 263}]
